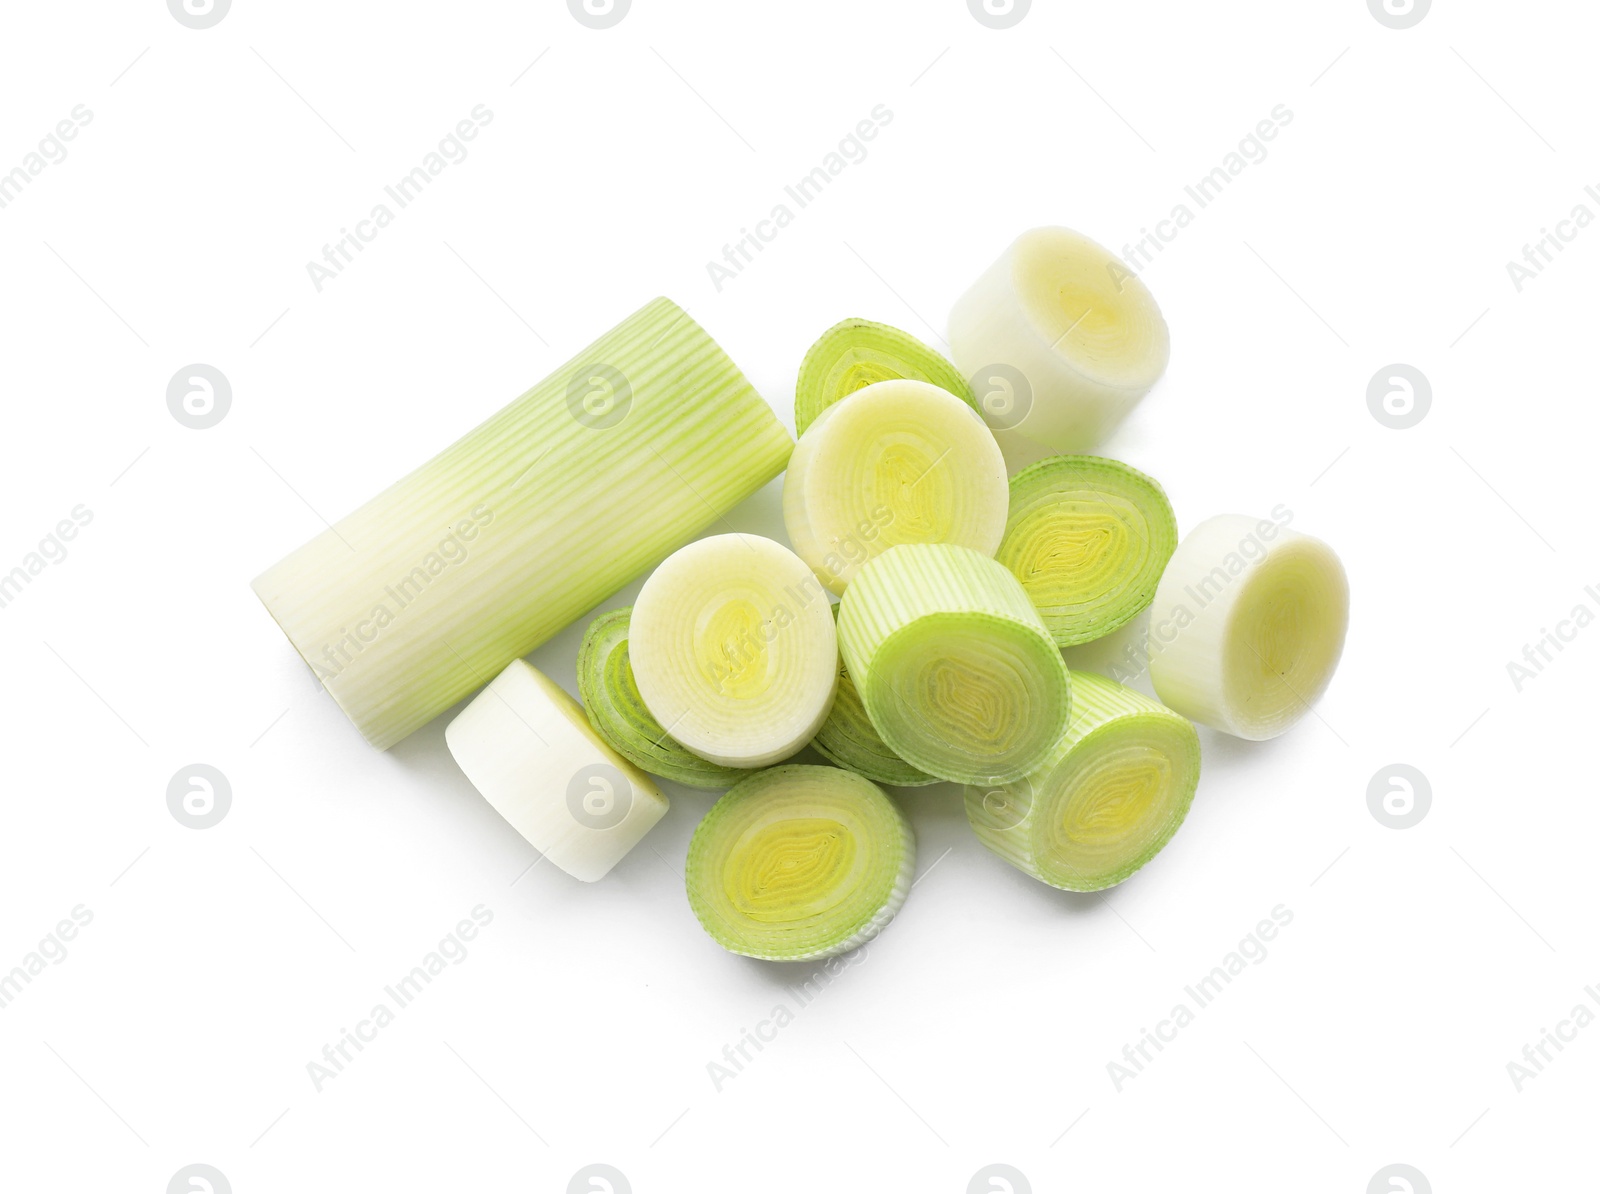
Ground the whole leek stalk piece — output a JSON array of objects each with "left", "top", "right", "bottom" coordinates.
[{"left": 251, "top": 298, "right": 794, "bottom": 749}]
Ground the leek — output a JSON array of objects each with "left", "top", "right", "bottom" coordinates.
[
  {"left": 793, "top": 317, "right": 975, "bottom": 435},
  {"left": 997, "top": 454, "right": 1178, "bottom": 646},
  {"left": 252, "top": 297, "right": 793, "bottom": 749},
  {"left": 965, "top": 670, "right": 1199, "bottom": 891},
  {"left": 685, "top": 764, "right": 915, "bottom": 961},
  {"left": 783, "top": 379, "right": 1008, "bottom": 596},
  {"left": 810, "top": 605, "right": 939, "bottom": 787},
  {"left": 837, "top": 543, "right": 1071, "bottom": 785}
]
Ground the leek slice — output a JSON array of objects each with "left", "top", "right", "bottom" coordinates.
[
  {"left": 576, "top": 607, "right": 746, "bottom": 790},
  {"left": 810, "top": 605, "right": 939, "bottom": 788},
  {"left": 445, "top": 659, "right": 669, "bottom": 883},
  {"left": 251, "top": 297, "right": 793, "bottom": 749},
  {"left": 783, "top": 379, "right": 1008, "bottom": 596},
  {"left": 997, "top": 454, "right": 1178, "bottom": 646},
  {"left": 793, "top": 317, "right": 976, "bottom": 435},
  {"left": 948, "top": 227, "right": 1170, "bottom": 453},
  {"left": 685, "top": 764, "right": 915, "bottom": 961},
  {"left": 1148, "top": 514, "right": 1348, "bottom": 740},
  {"left": 629, "top": 534, "right": 838, "bottom": 768},
  {"left": 837, "top": 543, "right": 1071, "bottom": 786},
  {"left": 965, "top": 671, "right": 1199, "bottom": 891}
]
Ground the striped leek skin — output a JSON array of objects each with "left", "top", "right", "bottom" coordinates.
[
  {"left": 965, "top": 671, "right": 1199, "bottom": 891},
  {"left": 445, "top": 660, "right": 669, "bottom": 883},
  {"left": 793, "top": 317, "right": 976, "bottom": 435},
  {"left": 629, "top": 535, "right": 838, "bottom": 768},
  {"left": 1149, "top": 514, "right": 1349, "bottom": 740},
  {"left": 575, "top": 607, "right": 745, "bottom": 790},
  {"left": 948, "top": 228, "right": 1170, "bottom": 453},
  {"left": 837, "top": 543, "right": 1071, "bottom": 786},
  {"left": 686, "top": 765, "right": 915, "bottom": 961},
  {"left": 252, "top": 298, "right": 793, "bottom": 749},
  {"left": 810, "top": 605, "right": 939, "bottom": 788},
  {"left": 784, "top": 379, "right": 1008, "bottom": 596},
  {"left": 997, "top": 455, "right": 1178, "bottom": 646}
]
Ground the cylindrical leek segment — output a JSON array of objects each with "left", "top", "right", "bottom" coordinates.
[
  {"left": 686, "top": 764, "right": 915, "bottom": 961},
  {"left": 948, "top": 228, "right": 1170, "bottom": 453},
  {"left": 793, "top": 317, "right": 976, "bottom": 435},
  {"left": 837, "top": 543, "right": 1071, "bottom": 786},
  {"left": 965, "top": 671, "right": 1199, "bottom": 891},
  {"left": 630, "top": 534, "right": 838, "bottom": 768},
  {"left": 784, "top": 379, "right": 1008, "bottom": 596},
  {"left": 252, "top": 297, "right": 794, "bottom": 749},
  {"left": 576, "top": 607, "right": 746, "bottom": 790},
  {"left": 445, "top": 659, "right": 669, "bottom": 883},
  {"left": 997, "top": 454, "right": 1178, "bottom": 646},
  {"left": 810, "top": 605, "right": 939, "bottom": 788},
  {"left": 1148, "top": 514, "right": 1349, "bottom": 740}
]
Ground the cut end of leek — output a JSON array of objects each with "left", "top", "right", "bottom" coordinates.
[
  {"left": 685, "top": 764, "right": 915, "bottom": 961},
  {"left": 810, "top": 604, "right": 940, "bottom": 787},
  {"left": 997, "top": 454, "right": 1178, "bottom": 646},
  {"left": 948, "top": 228, "right": 1170, "bottom": 454},
  {"left": 1148, "top": 514, "right": 1349, "bottom": 740},
  {"left": 965, "top": 671, "right": 1199, "bottom": 891},
  {"left": 445, "top": 659, "right": 669, "bottom": 883},
  {"left": 783, "top": 379, "right": 1008, "bottom": 596},
  {"left": 837, "top": 543, "right": 1071, "bottom": 786},
  {"left": 629, "top": 534, "right": 838, "bottom": 768},
  {"left": 793, "top": 317, "right": 976, "bottom": 435},
  {"left": 576, "top": 607, "right": 747, "bottom": 789}
]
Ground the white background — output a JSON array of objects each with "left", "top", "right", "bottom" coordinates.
[{"left": 0, "top": 1, "right": 1593, "bottom": 1191}]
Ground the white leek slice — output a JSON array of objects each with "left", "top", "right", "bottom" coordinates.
[
  {"left": 252, "top": 297, "right": 793, "bottom": 749},
  {"left": 685, "top": 764, "right": 915, "bottom": 961},
  {"left": 783, "top": 379, "right": 1008, "bottom": 595},
  {"left": 445, "top": 659, "right": 668, "bottom": 883},
  {"left": 997, "top": 454, "right": 1178, "bottom": 646},
  {"left": 965, "top": 671, "right": 1199, "bottom": 891},
  {"left": 576, "top": 607, "right": 746, "bottom": 790},
  {"left": 793, "top": 317, "right": 976, "bottom": 434},
  {"left": 630, "top": 534, "right": 838, "bottom": 768},
  {"left": 948, "top": 228, "right": 1170, "bottom": 453},
  {"left": 837, "top": 543, "right": 1071, "bottom": 786},
  {"left": 1149, "top": 514, "right": 1349, "bottom": 740}
]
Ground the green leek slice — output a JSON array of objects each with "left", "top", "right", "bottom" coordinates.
[
  {"left": 837, "top": 543, "right": 1071, "bottom": 786},
  {"left": 576, "top": 607, "right": 746, "bottom": 789},
  {"left": 965, "top": 671, "right": 1198, "bottom": 891},
  {"left": 685, "top": 764, "right": 915, "bottom": 960},
  {"left": 793, "top": 317, "right": 976, "bottom": 435},
  {"left": 997, "top": 454, "right": 1178, "bottom": 646}
]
